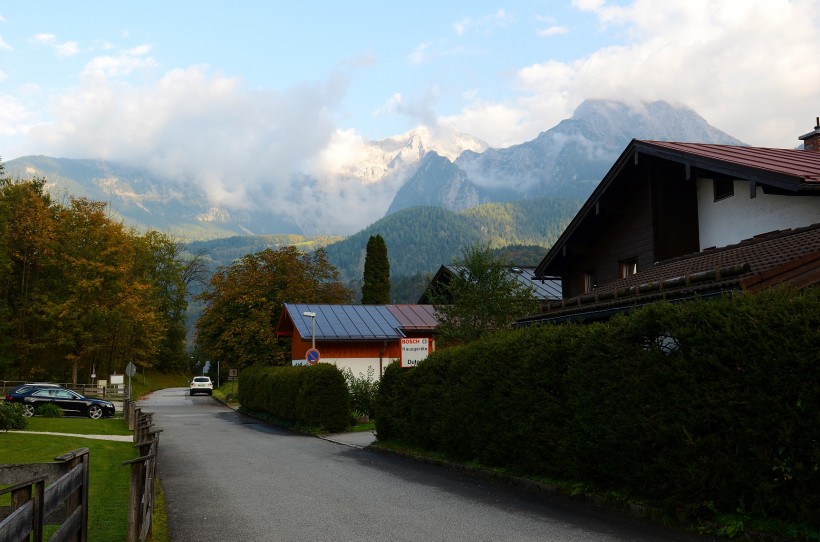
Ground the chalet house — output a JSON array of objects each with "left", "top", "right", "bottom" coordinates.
[
  {"left": 275, "top": 303, "right": 438, "bottom": 377},
  {"left": 418, "top": 265, "right": 562, "bottom": 304},
  {"left": 521, "top": 121, "right": 820, "bottom": 325}
]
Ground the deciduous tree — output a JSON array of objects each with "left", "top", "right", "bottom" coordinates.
[
  {"left": 195, "top": 246, "right": 352, "bottom": 369},
  {"left": 432, "top": 242, "right": 540, "bottom": 345}
]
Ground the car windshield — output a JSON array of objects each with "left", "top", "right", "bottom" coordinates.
[{"left": 193, "top": 377, "right": 210, "bottom": 383}]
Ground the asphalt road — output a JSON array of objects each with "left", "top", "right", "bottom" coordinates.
[{"left": 145, "top": 388, "right": 714, "bottom": 542}]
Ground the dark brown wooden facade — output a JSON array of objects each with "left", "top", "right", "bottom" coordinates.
[{"left": 554, "top": 154, "right": 700, "bottom": 298}]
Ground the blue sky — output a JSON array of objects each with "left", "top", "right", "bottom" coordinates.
[{"left": 1, "top": 1, "right": 819, "bottom": 232}]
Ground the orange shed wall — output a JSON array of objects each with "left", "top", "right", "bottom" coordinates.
[{"left": 292, "top": 339, "right": 403, "bottom": 362}]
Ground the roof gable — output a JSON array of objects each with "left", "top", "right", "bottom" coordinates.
[{"left": 534, "top": 139, "right": 820, "bottom": 279}]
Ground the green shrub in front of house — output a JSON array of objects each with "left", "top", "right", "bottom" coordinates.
[
  {"left": 375, "top": 286, "right": 820, "bottom": 533},
  {"left": 238, "top": 363, "right": 350, "bottom": 433}
]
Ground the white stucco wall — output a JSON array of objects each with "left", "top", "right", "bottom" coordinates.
[
  {"left": 292, "top": 357, "right": 391, "bottom": 379},
  {"left": 696, "top": 178, "right": 820, "bottom": 249}
]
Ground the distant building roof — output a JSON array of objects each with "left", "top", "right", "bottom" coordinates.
[
  {"left": 418, "top": 265, "right": 561, "bottom": 304},
  {"left": 278, "top": 303, "right": 437, "bottom": 341}
]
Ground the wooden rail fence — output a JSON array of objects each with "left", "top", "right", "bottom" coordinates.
[
  {"left": 1, "top": 402, "right": 161, "bottom": 541},
  {"left": 0, "top": 448, "right": 90, "bottom": 542},
  {"left": 122, "top": 400, "right": 160, "bottom": 542}
]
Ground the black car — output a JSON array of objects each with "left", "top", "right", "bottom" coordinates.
[{"left": 5, "top": 384, "right": 116, "bottom": 419}]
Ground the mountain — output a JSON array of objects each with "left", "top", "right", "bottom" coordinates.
[
  {"left": 4, "top": 127, "right": 488, "bottom": 240},
  {"left": 322, "top": 197, "right": 581, "bottom": 284},
  {"left": 386, "top": 100, "right": 746, "bottom": 215},
  {"left": 4, "top": 155, "right": 303, "bottom": 238}
]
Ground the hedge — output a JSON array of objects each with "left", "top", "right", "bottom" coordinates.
[
  {"left": 375, "top": 287, "right": 820, "bottom": 530},
  {"left": 239, "top": 363, "right": 350, "bottom": 433}
]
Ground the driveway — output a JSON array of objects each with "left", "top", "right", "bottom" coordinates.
[{"left": 143, "top": 388, "right": 713, "bottom": 542}]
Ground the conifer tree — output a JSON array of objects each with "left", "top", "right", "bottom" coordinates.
[{"left": 361, "top": 234, "right": 390, "bottom": 304}]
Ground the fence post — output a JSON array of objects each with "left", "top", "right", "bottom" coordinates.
[
  {"left": 54, "top": 449, "right": 89, "bottom": 542},
  {"left": 122, "top": 409, "right": 159, "bottom": 542}
]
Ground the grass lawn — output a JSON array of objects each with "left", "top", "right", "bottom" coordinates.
[
  {"left": 23, "top": 416, "right": 133, "bottom": 436},
  {"left": 0, "top": 432, "right": 135, "bottom": 542}
]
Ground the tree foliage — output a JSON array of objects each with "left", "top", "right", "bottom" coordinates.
[
  {"left": 0, "top": 162, "right": 192, "bottom": 383},
  {"left": 361, "top": 234, "right": 390, "bottom": 304},
  {"left": 431, "top": 243, "right": 540, "bottom": 345},
  {"left": 194, "top": 246, "right": 352, "bottom": 370}
]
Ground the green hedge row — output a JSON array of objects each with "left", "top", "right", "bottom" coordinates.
[
  {"left": 239, "top": 364, "right": 350, "bottom": 433},
  {"left": 376, "top": 287, "right": 820, "bottom": 529}
]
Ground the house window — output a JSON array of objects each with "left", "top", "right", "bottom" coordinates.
[
  {"left": 582, "top": 271, "right": 596, "bottom": 294},
  {"left": 713, "top": 178, "right": 734, "bottom": 201},
  {"left": 619, "top": 258, "right": 638, "bottom": 279}
]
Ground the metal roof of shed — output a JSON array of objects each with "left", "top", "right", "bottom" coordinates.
[
  {"left": 284, "top": 303, "right": 402, "bottom": 340},
  {"left": 280, "top": 303, "right": 439, "bottom": 341}
]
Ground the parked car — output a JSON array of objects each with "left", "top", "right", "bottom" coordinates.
[
  {"left": 189, "top": 376, "right": 213, "bottom": 396},
  {"left": 5, "top": 384, "right": 116, "bottom": 419}
]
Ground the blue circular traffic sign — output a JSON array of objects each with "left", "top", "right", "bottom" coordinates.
[{"left": 306, "top": 348, "right": 320, "bottom": 365}]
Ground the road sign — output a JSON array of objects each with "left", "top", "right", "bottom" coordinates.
[
  {"left": 306, "top": 348, "right": 320, "bottom": 365},
  {"left": 125, "top": 362, "right": 137, "bottom": 377}
]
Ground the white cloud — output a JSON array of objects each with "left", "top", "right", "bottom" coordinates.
[
  {"left": 538, "top": 25, "right": 569, "bottom": 37},
  {"left": 454, "top": 9, "right": 515, "bottom": 37},
  {"left": 446, "top": 0, "right": 820, "bottom": 148},
  {"left": 0, "top": 36, "right": 11, "bottom": 50},
  {"left": 21, "top": 59, "right": 369, "bottom": 232},
  {"left": 30, "top": 33, "right": 80, "bottom": 57},
  {"left": 29, "top": 34, "right": 80, "bottom": 58},
  {"left": 408, "top": 42, "right": 432, "bottom": 65}
]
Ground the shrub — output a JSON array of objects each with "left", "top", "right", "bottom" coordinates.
[
  {"left": 36, "top": 403, "right": 64, "bottom": 418},
  {"left": 239, "top": 363, "right": 351, "bottom": 433},
  {"left": 375, "top": 287, "right": 820, "bottom": 530},
  {"left": 341, "top": 366, "right": 379, "bottom": 418},
  {"left": 0, "top": 402, "right": 28, "bottom": 431}
]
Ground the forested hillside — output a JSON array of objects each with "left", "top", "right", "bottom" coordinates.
[
  {"left": 182, "top": 197, "right": 581, "bottom": 303},
  {"left": 322, "top": 197, "right": 581, "bottom": 283}
]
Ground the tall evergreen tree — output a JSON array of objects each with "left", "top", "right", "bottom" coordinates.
[{"left": 361, "top": 234, "right": 390, "bottom": 304}]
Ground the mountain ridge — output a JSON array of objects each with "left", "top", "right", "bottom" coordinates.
[{"left": 5, "top": 99, "right": 745, "bottom": 240}]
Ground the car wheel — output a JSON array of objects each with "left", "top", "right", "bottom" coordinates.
[
  {"left": 22, "top": 404, "right": 35, "bottom": 417},
  {"left": 88, "top": 405, "right": 103, "bottom": 419},
  {"left": 190, "top": 390, "right": 196, "bottom": 396}
]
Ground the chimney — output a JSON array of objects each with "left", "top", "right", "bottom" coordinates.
[{"left": 798, "top": 117, "right": 820, "bottom": 151}]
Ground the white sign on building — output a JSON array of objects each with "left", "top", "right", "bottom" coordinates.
[{"left": 400, "top": 338, "right": 431, "bottom": 368}]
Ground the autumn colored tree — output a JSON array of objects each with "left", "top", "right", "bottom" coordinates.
[
  {"left": 432, "top": 242, "right": 540, "bottom": 345},
  {"left": 195, "top": 246, "right": 352, "bottom": 369},
  {"left": 0, "top": 157, "right": 194, "bottom": 383},
  {"left": 44, "top": 198, "right": 165, "bottom": 384},
  {"left": 361, "top": 234, "right": 390, "bottom": 304},
  {"left": 0, "top": 176, "right": 57, "bottom": 379},
  {"left": 132, "top": 231, "right": 191, "bottom": 372}
]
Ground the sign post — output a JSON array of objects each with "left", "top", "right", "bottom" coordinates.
[{"left": 125, "top": 362, "right": 137, "bottom": 401}]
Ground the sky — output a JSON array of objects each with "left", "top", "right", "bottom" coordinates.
[{"left": 1, "top": 1, "right": 819, "bottom": 232}]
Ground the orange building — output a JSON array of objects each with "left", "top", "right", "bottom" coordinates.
[{"left": 276, "top": 304, "right": 438, "bottom": 378}]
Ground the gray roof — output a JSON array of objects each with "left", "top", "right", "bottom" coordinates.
[
  {"left": 283, "top": 303, "right": 404, "bottom": 340},
  {"left": 419, "top": 265, "right": 561, "bottom": 303}
]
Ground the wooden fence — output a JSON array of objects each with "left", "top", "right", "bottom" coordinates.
[
  {"left": 121, "top": 400, "right": 160, "bottom": 542},
  {"left": 0, "top": 448, "right": 90, "bottom": 542}
]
